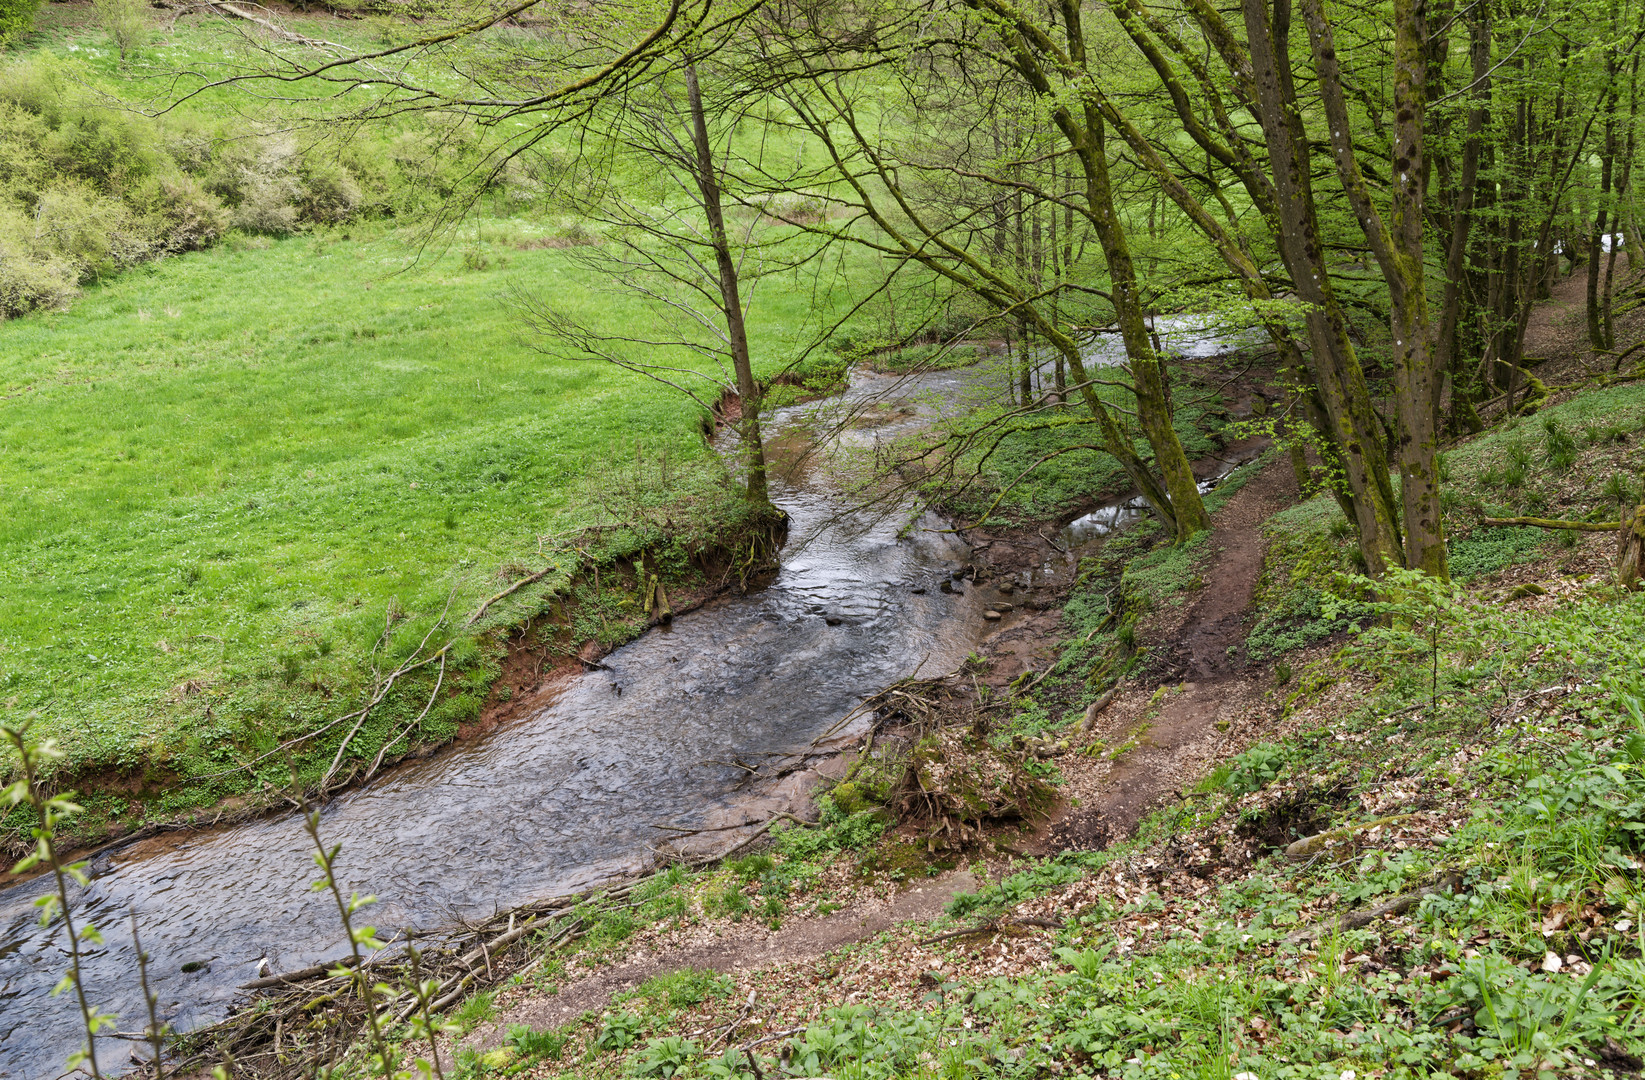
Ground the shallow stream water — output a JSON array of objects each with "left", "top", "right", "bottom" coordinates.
[{"left": 0, "top": 322, "right": 1240, "bottom": 1077}]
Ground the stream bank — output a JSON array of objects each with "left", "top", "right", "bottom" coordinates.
[
  {"left": 1, "top": 337, "right": 1269, "bottom": 1078},
  {"left": 429, "top": 448, "right": 1298, "bottom": 1072}
]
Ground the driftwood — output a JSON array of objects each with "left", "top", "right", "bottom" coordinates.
[
  {"left": 172, "top": 880, "right": 640, "bottom": 1078},
  {"left": 238, "top": 954, "right": 359, "bottom": 991}
]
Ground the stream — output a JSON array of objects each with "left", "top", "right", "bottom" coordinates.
[{"left": 0, "top": 323, "right": 1242, "bottom": 1078}]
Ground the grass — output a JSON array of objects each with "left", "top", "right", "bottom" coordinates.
[{"left": 0, "top": 221, "right": 842, "bottom": 832}]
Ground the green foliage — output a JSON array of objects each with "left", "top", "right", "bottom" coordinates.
[
  {"left": 726, "top": 853, "right": 775, "bottom": 882},
  {"left": 624, "top": 968, "right": 733, "bottom": 1013},
  {"left": 630, "top": 1035, "right": 700, "bottom": 1078},
  {"left": 934, "top": 365, "right": 1230, "bottom": 523},
  {"left": 1120, "top": 529, "right": 1211, "bottom": 609},
  {"left": 0, "top": 0, "right": 37, "bottom": 44},
  {"left": 1448, "top": 527, "right": 1550, "bottom": 582},
  {"left": 1543, "top": 417, "right": 1580, "bottom": 472},
  {"left": 947, "top": 854, "right": 1098, "bottom": 918},
  {"left": 703, "top": 882, "right": 754, "bottom": 921},
  {"left": 1221, "top": 742, "right": 1289, "bottom": 795},
  {"left": 1245, "top": 495, "right": 1369, "bottom": 661},
  {"left": 595, "top": 1011, "right": 644, "bottom": 1052},
  {"left": 505, "top": 1023, "right": 570, "bottom": 1060},
  {"left": 91, "top": 0, "right": 146, "bottom": 61},
  {"left": 451, "top": 989, "right": 496, "bottom": 1033},
  {"left": 770, "top": 795, "right": 888, "bottom": 862}
]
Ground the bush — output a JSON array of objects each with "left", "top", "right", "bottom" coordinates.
[
  {"left": 0, "top": 207, "right": 78, "bottom": 316},
  {"left": 131, "top": 174, "right": 228, "bottom": 254},
  {"left": 0, "top": 0, "right": 39, "bottom": 45},
  {"left": 92, "top": 0, "right": 148, "bottom": 61}
]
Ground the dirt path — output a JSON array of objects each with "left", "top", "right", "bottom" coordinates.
[
  {"left": 1048, "top": 460, "right": 1297, "bottom": 846},
  {"left": 467, "top": 871, "right": 977, "bottom": 1052}
]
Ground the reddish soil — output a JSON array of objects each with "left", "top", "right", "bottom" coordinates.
[{"left": 1068, "top": 460, "right": 1297, "bottom": 840}]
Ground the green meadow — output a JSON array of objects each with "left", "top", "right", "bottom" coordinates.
[{"left": 0, "top": 220, "right": 843, "bottom": 824}]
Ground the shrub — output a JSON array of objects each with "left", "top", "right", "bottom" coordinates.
[
  {"left": 0, "top": 0, "right": 39, "bottom": 45},
  {"left": 131, "top": 174, "right": 228, "bottom": 254},
  {"left": 298, "top": 158, "right": 361, "bottom": 223},
  {"left": 0, "top": 207, "right": 78, "bottom": 316},
  {"left": 93, "top": 0, "right": 149, "bottom": 62}
]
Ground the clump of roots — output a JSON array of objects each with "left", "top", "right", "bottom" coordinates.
[{"left": 892, "top": 725, "right": 1055, "bottom": 852}]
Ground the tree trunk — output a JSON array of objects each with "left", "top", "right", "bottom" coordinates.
[
  {"left": 1239, "top": 0, "right": 1404, "bottom": 575},
  {"left": 1437, "top": 11, "right": 1489, "bottom": 436},
  {"left": 1621, "top": 503, "right": 1645, "bottom": 590},
  {"left": 685, "top": 64, "right": 771, "bottom": 511},
  {"left": 1080, "top": 108, "right": 1209, "bottom": 541},
  {"left": 1300, "top": 0, "right": 1446, "bottom": 577}
]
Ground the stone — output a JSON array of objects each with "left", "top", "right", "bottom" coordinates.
[{"left": 984, "top": 610, "right": 1002, "bottom": 621}]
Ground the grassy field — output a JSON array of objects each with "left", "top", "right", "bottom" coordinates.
[
  {"left": 0, "top": 1, "right": 1242, "bottom": 838},
  {"left": 0, "top": 218, "right": 850, "bottom": 832}
]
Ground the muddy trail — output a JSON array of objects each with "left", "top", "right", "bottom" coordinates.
[
  {"left": 1053, "top": 459, "right": 1296, "bottom": 846},
  {"left": 452, "top": 458, "right": 1293, "bottom": 1059}
]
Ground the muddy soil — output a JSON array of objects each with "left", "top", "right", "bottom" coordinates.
[{"left": 1050, "top": 460, "right": 1297, "bottom": 844}]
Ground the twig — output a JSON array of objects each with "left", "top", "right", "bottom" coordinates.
[{"left": 466, "top": 565, "right": 560, "bottom": 627}]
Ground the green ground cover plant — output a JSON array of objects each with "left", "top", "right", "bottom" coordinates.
[{"left": 933, "top": 373, "right": 1232, "bottom": 524}]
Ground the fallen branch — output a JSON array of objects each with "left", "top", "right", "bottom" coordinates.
[
  {"left": 918, "top": 915, "right": 1065, "bottom": 946},
  {"left": 239, "top": 954, "right": 360, "bottom": 991},
  {"left": 1286, "top": 873, "right": 1464, "bottom": 943},
  {"left": 1284, "top": 814, "right": 1415, "bottom": 861},
  {"left": 206, "top": 1, "right": 343, "bottom": 46},
  {"left": 714, "top": 813, "right": 813, "bottom": 860},
  {"left": 466, "top": 564, "right": 561, "bottom": 628},
  {"left": 1480, "top": 515, "right": 1621, "bottom": 532},
  {"left": 1076, "top": 689, "right": 1120, "bottom": 739}
]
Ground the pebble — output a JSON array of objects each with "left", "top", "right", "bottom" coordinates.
[{"left": 984, "top": 610, "right": 1002, "bottom": 620}]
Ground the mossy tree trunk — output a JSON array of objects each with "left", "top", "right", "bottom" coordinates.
[
  {"left": 684, "top": 63, "right": 771, "bottom": 513},
  {"left": 1301, "top": 0, "right": 1448, "bottom": 579}
]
